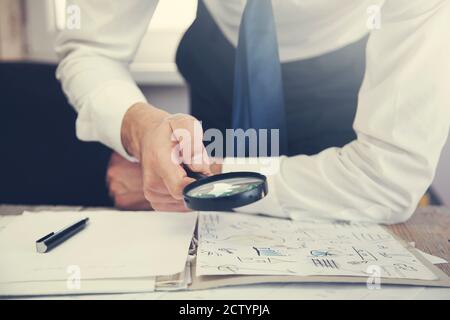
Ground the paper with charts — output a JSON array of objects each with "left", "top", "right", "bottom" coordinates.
[{"left": 196, "top": 212, "right": 437, "bottom": 280}]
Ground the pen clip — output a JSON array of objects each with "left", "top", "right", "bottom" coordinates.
[{"left": 36, "top": 232, "right": 55, "bottom": 244}]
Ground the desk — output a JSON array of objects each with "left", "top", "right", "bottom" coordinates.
[
  {"left": 1, "top": 205, "right": 449, "bottom": 299},
  {"left": 386, "top": 206, "right": 450, "bottom": 277}
]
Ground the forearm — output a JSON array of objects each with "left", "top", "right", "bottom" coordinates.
[
  {"left": 228, "top": 0, "right": 450, "bottom": 223},
  {"left": 55, "top": 0, "right": 158, "bottom": 159},
  {"left": 224, "top": 139, "right": 434, "bottom": 224}
]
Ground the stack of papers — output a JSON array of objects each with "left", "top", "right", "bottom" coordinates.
[
  {"left": 0, "top": 210, "right": 197, "bottom": 296},
  {"left": 1, "top": 210, "right": 447, "bottom": 298},
  {"left": 196, "top": 212, "right": 440, "bottom": 280}
]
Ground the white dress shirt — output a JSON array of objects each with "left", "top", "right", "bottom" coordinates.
[{"left": 56, "top": 0, "right": 450, "bottom": 223}]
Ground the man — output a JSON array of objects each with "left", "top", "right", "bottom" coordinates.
[{"left": 56, "top": 0, "right": 450, "bottom": 223}]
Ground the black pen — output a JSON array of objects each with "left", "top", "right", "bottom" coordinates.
[{"left": 36, "top": 217, "right": 89, "bottom": 253}]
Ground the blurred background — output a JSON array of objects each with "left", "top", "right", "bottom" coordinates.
[{"left": 1, "top": 0, "right": 449, "bottom": 206}]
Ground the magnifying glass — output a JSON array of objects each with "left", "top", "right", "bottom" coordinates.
[{"left": 182, "top": 164, "right": 268, "bottom": 211}]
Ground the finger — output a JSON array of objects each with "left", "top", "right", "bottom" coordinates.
[
  {"left": 152, "top": 146, "right": 195, "bottom": 199},
  {"left": 151, "top": 201, "right": 190, "bottom": 212},
  {"left": 168, "top": 114, "right": 211, "bottom": 175},
  {"left": 188, "top": 147, "right": 212, "bottom": 175},
  {"left": 106, "top": 153, "right": 143, "bottom": 189},
  {"left": 161, "top": 175, "right": 195, "bottom": 200},
  {"left": 108, "top": 152, "right": 126, "bottom": 167},
  {"left": 114, "top": 192, "right": 152, "bottom": 211},
  {"left": 140, "top": 124, "right": 188, "bottom": 199},
  {"left": 120, "top": 165, "right": 144, "bottom": 192},
  {"left": 143, "top": 161, "right": 185, "bottom": 200},
  {"left": 131, "top": 200, "right": 153, "bottom": 211},
  {"left": 145, "top": 190, "right": 182, "bottom": 204},
  {"left": 142, "top": 165, "right": 170, "bottom": 195},
  {"left": 108, "top": 180, "right": 128, "bottom": 197}
]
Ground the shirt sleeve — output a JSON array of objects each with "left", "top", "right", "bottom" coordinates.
[
  {"left": 223, "top": 0, "right": 450, "bottom": 224},
  {"left": 55, "top": 0, "right": 159, "bottom": 160}
]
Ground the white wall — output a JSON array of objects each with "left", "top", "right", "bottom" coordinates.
[{"left": 140, "top": 85, "right": 189, "bottom": 115}]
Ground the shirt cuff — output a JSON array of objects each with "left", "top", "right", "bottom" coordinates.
[
  {"left": 75, "top": 80, "right": 146, "bottom": 162},
  {"left": 221, "top": 157, "right": 288, "bottom": 218}
]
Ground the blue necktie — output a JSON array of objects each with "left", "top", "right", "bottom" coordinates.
[{"left": 232, "top": 0, "right": 288, "bottom": 157}]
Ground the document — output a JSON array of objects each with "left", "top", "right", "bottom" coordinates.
[
  {"left": 416, "top": 249, "right": 448, "bottom": 265},
  {"left": 196, "top": 212, "right": 438, "bottom": 280},
  {"left": 0, "top": 210, "right": 197, "bottom": 283},
  {"left": 0, "top": 215, "right": 16, "bottom": 232},
  {"left": 0, "top": 277, "right": 156, "bottom": 296},
  {"left": 409, "top": 242, "right": 448, "bottom": 265}
]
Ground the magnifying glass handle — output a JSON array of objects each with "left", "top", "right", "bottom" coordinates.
[{"left": 182, "top": 163, "right": 208, "bottom": 180}]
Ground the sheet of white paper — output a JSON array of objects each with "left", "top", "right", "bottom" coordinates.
[
  {"left": 416, "top": 249, "right": 448, "bottom": 265},
  {"left": 0, "top": 210, "right": 197, "bottom": 283},
  {"left": 84, "top": 283, "right": 425, "bottom": 301},
  {"left": 0, "top": 215, "right": 17, "bottom": 232},
  {"left": 16, "top": 282, "right": 437, "bottom": 300},
  {"left": 0, "top": 277, "right": 155, "bottom": 297},
  {"left": 408, "top": 242, "right": 447, "bottom": 265},
  {"left": 196, "top": 212, "right": 437, "bottom": 280}
]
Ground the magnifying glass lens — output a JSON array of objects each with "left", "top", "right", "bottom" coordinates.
[
  {"left": 183, "top": 171, "right": 268, "bottom": 211},
  {"left": 186, "top": 177, "right": 263, "bottom": 199}
]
